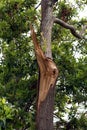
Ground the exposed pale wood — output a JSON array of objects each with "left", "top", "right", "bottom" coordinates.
[{"left": 30, "top": 25, "right": 58, "bottom": 130}]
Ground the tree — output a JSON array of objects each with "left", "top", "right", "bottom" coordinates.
[
  {"left": 30, "top": 1, "right": 87, "bottom": 130},
  {"left": 0, "top": 0, "right": 87, "bottom": 130}
]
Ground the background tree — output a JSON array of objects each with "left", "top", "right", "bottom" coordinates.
[{"left": 0, "top": 0, "right": 87, "bottom": 130}]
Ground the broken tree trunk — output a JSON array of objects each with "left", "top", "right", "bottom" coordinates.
[{"left": 30, "top": 25, "right": 58, "bottom": 130}]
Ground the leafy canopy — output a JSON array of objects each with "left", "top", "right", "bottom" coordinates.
[{"left": 0, "top": 0, "right": 87, "bottom": 129}]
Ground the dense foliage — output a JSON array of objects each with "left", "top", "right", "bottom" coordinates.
[{"left": 0, "top": 0, "right": 87, "bottom": 129}]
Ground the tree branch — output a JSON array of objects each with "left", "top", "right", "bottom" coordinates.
[
  {"left": 35, "top": 2, "right": 41, "bottom": 10},
  {"left": 53, "top": 17, "right": 87, "bottom": 39}
]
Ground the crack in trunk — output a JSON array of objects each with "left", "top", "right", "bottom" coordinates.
[{"left": 30, "top": 25, "right": 58, "bottom": 130}]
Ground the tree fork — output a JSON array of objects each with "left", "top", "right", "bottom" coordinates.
[{"left": 30, "top": 25, "right": 58, "bottom": 130}]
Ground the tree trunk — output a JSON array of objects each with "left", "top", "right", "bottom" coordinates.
[
  {"left": 41, "top": 0, "right": 53, "bottom": 58},
  {"left": 30, "top": 1, "right": 58, "bottom": 130},
  {"left": 30, "top": 25, "right": 58, "bottom": 130}
]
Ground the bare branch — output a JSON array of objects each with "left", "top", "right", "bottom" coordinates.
[
  {"left": 35, "top": 2, "right": 41, "bottom": 10},
  {"left": 53, "top": 17, "right": 87, "bottom": 39}
]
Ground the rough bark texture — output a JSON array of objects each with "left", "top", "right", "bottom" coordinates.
[
  {"left": 41, "top": 0, "right": 54, "bottom": 58},
  {"left": 30, "top": 25, "right": 58, "bottom": 130}
]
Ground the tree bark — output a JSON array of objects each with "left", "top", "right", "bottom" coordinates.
[{"left": 41, "top": 0, "right": 54, "bottom": 58}]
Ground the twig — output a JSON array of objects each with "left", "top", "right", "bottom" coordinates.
[{"left": 35, "top": 2, "right": 41, "bottom": 10}]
